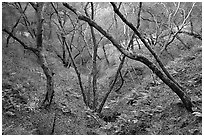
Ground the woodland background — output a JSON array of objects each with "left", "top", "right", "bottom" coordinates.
[{"left": 2, "top": 2, "right": 202, "bottom": 135}]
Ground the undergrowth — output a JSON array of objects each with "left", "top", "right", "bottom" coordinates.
[{"left": 2, "top": 45, "right": 202, "bottom": 135}]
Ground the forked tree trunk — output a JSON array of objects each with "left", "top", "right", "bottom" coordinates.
[
  {"left": 85, "top": 2, "right": 98, "bottom": 110},
  {"left": 35, "top": 3, "right": 55, "bottom": 107},
  {"left": 3, "top": 2, "right": 56, "bottom": 107},
  {"left": 39, "top": 53, "right": 55, "bottom": 106}
]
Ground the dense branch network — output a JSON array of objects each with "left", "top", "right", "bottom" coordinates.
[{"left": 63, "top": 2, "right": 193, "bottom": 112}]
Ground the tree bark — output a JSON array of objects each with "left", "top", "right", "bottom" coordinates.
[
  {"left": 84, "top": 2, "right": 99, "bottom": 110},
  {"left": 39, "top": 53, "right": 55, "bottom": 106},
  {"left": 35, "top": 2, "right": 55, "bottom": 107},
  {"left": 89, "top": 3, "right": 98, "bottom": 110}
]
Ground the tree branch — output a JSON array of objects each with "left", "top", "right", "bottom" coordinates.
[
  {"left": 179, "top": 30, "right": 202, "bottom": 40},
  {"left": 3, "top": 29, "right": 38, "bottom": 54},
  {"left": 29, "top": 2, "right": 37, "bottom": 11},
  {"left": 62, "top": 36, "right": 88, "bottom": 106}
]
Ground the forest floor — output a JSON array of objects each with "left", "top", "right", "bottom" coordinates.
[{"left": 2, "top": 45, "right": 202, "bottom": 135}]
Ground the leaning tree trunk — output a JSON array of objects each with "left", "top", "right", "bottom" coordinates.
[
  {"left": 97, "top": 55, "right": 126, "bottom": 113},
  {"left": 136, "top": 56, "right": 193, "bottom": 112},
  {"left": 110, "top": 2, "right": 185, "bottom": 92},
  {"left": 97, "top": 32, "right": 137, "bottom": 113},
  {"left": 63, "top": 36, "right": 88, "bottom": 106},
  {"left": 110, "top": 2, "right": 193, "bottom": 112},
  {"left": 63, "top": 3, "right": 193, "bottom": 112}
]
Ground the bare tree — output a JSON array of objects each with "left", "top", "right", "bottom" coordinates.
[
  {"left": 3, "top": 2, "right": 55, "bottom": 107},
  {"left": 84, "top": 2, "right": 99, "bottom": 109},
  {"left": 63, "top": 2, "right": 193, "bottom": 112}
]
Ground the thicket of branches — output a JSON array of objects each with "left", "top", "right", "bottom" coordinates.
[{"left": 2, "top": 2, "right": 202, "bottom": 113}]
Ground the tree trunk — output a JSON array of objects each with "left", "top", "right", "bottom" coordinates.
[
  {"left": 63, "top": 36, "right": 88, "bottom": 106},
  {"left": 3, "top": 2, "right": 56, "bottom": 107},
  {"left": 44, "top": 74, "right": 54, "bottom": 106},
  {"left": 85, "top": 2, "right": 98, "bottom": 110},
  {"left": 97, "top": 56, "right": 125, "bottom": 113},
  {"left": 90, "top": 25, "right": 98, "bottom": 110},
  {"left": 35, "top": 2, "right": 55, "bottom": 107},
  {"left": 137, "top": 56, "right": 193, "bottom": 112},
  {"left": 87, "top": 70, "right": 92, "bottom": 108},
  {"left": 39, "top": 53, "right": 55, "bottom": 106}
]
